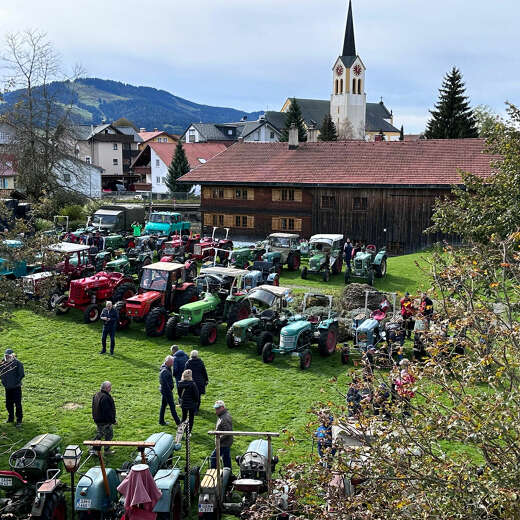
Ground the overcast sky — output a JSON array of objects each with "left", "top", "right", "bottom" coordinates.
[{"left": 0, "top": 0, "right": 517, "bottom": 133}]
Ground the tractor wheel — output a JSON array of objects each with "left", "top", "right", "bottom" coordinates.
[
  {"left": 341, "top": 345, "right": 350, "bottom": 365},
  {"left": 226, "top": 299, "right": 251, "bottom": 327},
  {"left": 367, "top": 269, "right": 374, "bottom": 286},
  {"left": 226, "top": 329, "right": 237, "bottom": 349},
  {"left": 83, "top": 304, "right": 100, "bottom": 324},
  {"left": 166, "top": 316, "right": 179, "bottom": 340},
  {"left": 200, "top": 322, "right": 218, "bottom": 346},
  {"left": 112, "top": 282, "right": 137, "bottom": 303},
  {"left": 157, "top": 483, "right": 182, "bottom": 520},
  {"left": 262, "top": 343, "right": 275, "bottom": 364},
  {"left": 47, "top": 289, "right": 63, "bottom": 310},
  {"left": 318, "top": 327, "right": 337, "bottom": 357},
  {"left": 287, "top": 253, "right": 301, "bottom": 271},
  {"left": 54, "top": 295, "right": 69, "bottom": 315},
  {"left": 173, "top": 285, "right": 199, "bottom": 310},
  {"left": 322, "top": 269, "right": 330, "bottom": 282},
  {"left": 344, "top": 268, "right": 351, "bottom": 284},
  {"left": 190, "top": 466, "right": 201, "bottom": 500},
  {"left": 299, "top": 349, "right": 312, "bottom": 370},
  {"left": 301, "top": 267, "right": 308, "bottom": 280},
  {"left": 114, "top": 301, "right": 131, "bottom": 330},
  {"left": 375, "top": 258, "right": 387, "bottom": 278},
  {"left": 256, "top": 331, "right": 274, "bottom": 355},
  {"left": 40, "top": 490, "right": 66, "bottom": 520},
  {"left": 145, "top": 307, "right": 168, "bottom": 337}
]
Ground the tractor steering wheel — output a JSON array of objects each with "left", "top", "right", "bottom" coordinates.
[
  {"left": 9, "top": 448, "right": 37, "bottom": 469},
  {"left": 238, "top": 451, "right": 262, "bottom": 470}
]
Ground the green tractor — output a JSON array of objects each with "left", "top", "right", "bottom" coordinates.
[
  {"left": 166, "top": 266, "right": 251, "bottom": 346},
  {"left": 301, "top": 234, "right": 344, "bottom": 282},
  {"left": 262, "top": 293, "right": 338, "bottom": 370},
  {"left": 345, "top": 245, "right": 387, "bottom": 286},
  {"left": 260, "top": 233, "right": 301, "bottom": 272},
  {"left": 226, "top": 285, "right": 294, "bottom": 354}
]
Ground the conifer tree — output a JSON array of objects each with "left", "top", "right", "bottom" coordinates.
[
  {"left": 165, "top": 140, "right": 191, "bottom": 194},
  {"left": 280, "top": 99, "right": 307, "bottom": 142},
  {"left": 399, "top": 125, "right": 404, "bottom": 141},
  {"left": 425, "top": 67, "right": 478, "bottom": 139},
  {"left": 318, "top": 114, "right": 338, "bottom": 141}
]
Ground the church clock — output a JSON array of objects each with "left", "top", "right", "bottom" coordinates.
[
  {"left": 335, "top": 65, "right": 344, "bottom": 76},
  {"left": 353, "top": 64, "right": 362, "bottom": 76}
]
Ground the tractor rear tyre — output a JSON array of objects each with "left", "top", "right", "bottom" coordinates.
[
  {"left": 367, "top": 269, "right": 374, "bottom": 286},
  {"left": 166, "top": 316, "right": 179, "bottom": 340},
  {"left": 173, "top": 285, "right": 199, "bottom": 310},
  {"left": 226, "top": 329, "right": 237, "bottom": 348},
  {"left": 112, "top": 282, "right": 137, "bottom": 303},
  {"left": 299, "top": 349, "right": 312, "bottom": 370},
  {"left": 262, "top": 343, "right": 275, "bottom": 364},
  {"left": 145, "top": 307, "right": 168, "bottom": 337},
  {"left": 341, "top": 345, "right": 350, "bottom": 365},
  {"left": 301, "top": 267, "right": 308, "bottom": 280},
  {"left": 83, "top": 303, "right": 100, "bottom": 324},
  {"left": 226, "top": 299, "right": 251, "bottom": 327},
  {"left": 256, "top": 331, "right": 274, "bottom": 355},
  {"left": 200, "top": 322, "right": 218, "bottom": 345},
  {"left": 374, "top": 258, "right": 387, "bottom": 278},
  {"left": 287, "top": 253, "right": 301, "bottom": 271},
  {"left": 47, "top": 289, "right": 63, "bottom": 310},
  {"left": 114, "top": 301, "right": 131, "bottom": 330},
  {"left": 40, "top": 490, "right": 66, "bottom": 520},
  {"left": 54, "top": 295, "right": 69, "bottom": 315},
  {"left": 322, "top": 269, "right": 330, "bottom": 282},
  {"left": 318, "top": 327, "right": 337, "bottom": 357}
]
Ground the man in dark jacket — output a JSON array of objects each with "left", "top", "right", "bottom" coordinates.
[
  {"left": 170, "top": 345, "right": 189, "bottom": 391},
  {"left": 184, "top": 350, "right": 208, "bottom": 413},
  {"left": 159, "top": 356, "right": 181, "bottom": 426},
  {"left": 92, "top": 381, "right": 116, "bottom": 454},
  {"left": 0, "top": 349, "right": 25, "bottom": 427},
  {"left": 210, "top": 400, "right": 233, "bottom": 469},
  {"left": 343, "top": 238, "right": 353, "bottom": 271},
  {"left": 100, "top": 301, "right": 119, "bottom": 355}
]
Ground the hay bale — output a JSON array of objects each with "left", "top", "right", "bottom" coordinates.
[{"left": 341, "top": 283, "right": 383, "bottom": 311}]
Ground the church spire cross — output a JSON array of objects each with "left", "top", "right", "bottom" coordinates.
[{"left": 342, "top": 0, "right": 356, "bottom": 57}]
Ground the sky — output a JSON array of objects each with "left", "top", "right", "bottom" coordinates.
[{"left": 0, "top": 0, "right": 517, "bottom": 133}]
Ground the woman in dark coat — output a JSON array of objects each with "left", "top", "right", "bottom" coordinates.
[
  {"left": 177, "top": 369, "right": 199, "bottom": 433},
  {"left": 184, "top": 350, "right": 208, "bottom": 412}
]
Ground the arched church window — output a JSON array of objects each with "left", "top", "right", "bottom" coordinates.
[
  {"left": 358, "top": 79, "right": 362, "bottom": 94},
  {"left": 335, "top": 79, "right": 339, "bottom": 95},
  {"left": 352, "top": 78, "right": 357, "bottom": 94},
  {"left": 340, "top": 79, "right": 344, "bottom": 93}
]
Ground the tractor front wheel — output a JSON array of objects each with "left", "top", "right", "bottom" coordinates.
[
  {"left": 47, "top": 289, "right": 63, "bottom": 310},
  {"left": 83, "top": 303, "right": 100, "bottom": 324},
  {"left": 299, "top": 349, "right": 312, "bottom": 370},
  {"left": 367, "top": 269, "right": 374, "bottom": 286},
  {"left": 318, "top": 328, "right": 337, "bottom": 357},
  {"left": 256, "top": 331, "right": 274, "bottom": 355},
  {"left": 40, "top": 490, "right": 66, "bottom": 520},
  {"left": 54, "top": 295, "right": 69, "bottom": 315},
  {"left": 200, "top": 322, "right": 218, "bottom": 345},
  {"left": 145, "top": 307, "right": 168, "bottom": 337},
  {"left": 301, "top": 267, "right": 308, "bottom": 280},
  {"left": 375, "top": 258, "right": 387, "bottom": 278},
  {"left": 262, "top": 343, "right": 275, "bottom": 364},
  {"left": 226, "top": 329, "right": 237, "bottom": 349},
  {"left": 166, "top": 316, "right": 179, "bottom": 340}
]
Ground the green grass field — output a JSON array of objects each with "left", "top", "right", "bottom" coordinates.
[{"left": 1, "top": 252, "right": 432, "bottom": 517}]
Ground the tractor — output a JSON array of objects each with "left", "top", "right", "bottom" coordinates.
[
  {"left": 345, "top": 245, "right": 387, "bottom": 286},
  {"left": 191, "top": 227, "right": 233, "bottom": 263},
  {"left": 243, "top": 261, "right": 280, "bottom": 291},
  {"left": 262, "top": 293, "right": 338, "bottom": 370},
  {"left": 104, "top": 236, "right": 155, "bottom": 276},
  {"left": 53, "top": 272, "right": 137, "bottom": 323},
  {"left": 46, "top": 243, "right": 97, "bottom": 279},
  {"left": 226, "top": 285, "right": 293, "bottom": 354},
  {"left": 227, "top": 248, "right": 257, "bottom": 269},
  {"left": 260, "top": 233, "right": 301, "bottom": 272},
  {"left": 199, "top": 431, "right": 280, "bottom": 519},
  {"left": 166, "top": 266, "right": 251, "bottom": 346},
  {"left": 0, "top": 240, "right": 40, "bottom": 279},
  {"left": 0, "top": 433, "right": 67, "bottom": 520},
  {"left": 160, "top": 233, "right": 200, "bottom": 261},
  {"left": 117, "top": 262, "right": 199, "bottom": 336},
  {"left": 301, "top": 234, "right": 344, "bottom": 282}
]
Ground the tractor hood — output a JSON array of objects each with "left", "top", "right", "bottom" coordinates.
[
  {"left": 357, "top": 318, "right": 379, "bottom": 333},
  {"left": 263, "top": 251, "right": 280, "bottom": 262},
  {"left": 281, "top": 320, "right": 311, "bottom": 336},
  {"left": 180, "top": 294, "right": 219, "bottom": 313},
  {"left": 106, "top": 257, "right": 128, "bottom": 268},
  {"left": 309, "top": 253, "right": 326, "bottom": 270},
  {"left": 230, "top": 316, "right": 260, "bottom": 331},
  {"left": 126, "top": 291, "right": 161, "bottom": 305}
]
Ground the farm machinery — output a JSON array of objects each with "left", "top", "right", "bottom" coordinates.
[
  {"left": 0, "top": 433, "right": 67, "bottom": 520},
  {"left": 345, "top": 245, "right": 387, "bottom": 286},
  {"left": 226, "top": 285, "right": 293, "bottom": 354},
  {"left": 166, "top": 266, "right": 251, "bottom": 345},
  {"left": 262, "top": 293, "right": 338, "bottom": 370},
  {"left": 198, "top": 431, "right": 280, "bottom": 519},
  {"left": 258, "top": 233, "right": 301, "bottom": 272},
  {"left": 301, "top": 234, "right": 344, "bottom": 282},
  {"left": 243, "top": 261, "right": 280, "bottom": 290},
  {"left": 104, "top": 235, "right": 156, "bottom": 276},
  {"left": 0, "top": 240, "right": 41, "bottom": 279},
  {"left": 116, "top": 262, "right": 199, "bottom": 336},
  {"left": 53, "top": 272, "right": 137, "bottom": 323},
  {"left": 143, "top": 211, "right": 191, "bottom": 237},
  {"left": 191, "top": 227, "right": 233, "bottom": 263},
  {"left": 160, "top": 233, "right": 200, "bottom": 263}
]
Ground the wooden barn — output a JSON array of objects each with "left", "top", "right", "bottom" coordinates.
[{"left": 179, "top": 133, "right": 495, "bottom": 254}]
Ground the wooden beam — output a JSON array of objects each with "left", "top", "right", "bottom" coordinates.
[
  {"left": 208, "top": 431, "right": 279, "bottom": 437},
  {"left": 83, "top": 441, "right": 156, "bottom": 448}
]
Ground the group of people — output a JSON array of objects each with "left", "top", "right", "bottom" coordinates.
[{"left": 400, "top": 292, "right": 434, "bottom": 361}]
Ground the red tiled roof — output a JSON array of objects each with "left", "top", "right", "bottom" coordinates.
[
  {"left": 178, "top": 139, "right": 496, "bottom": 187},
  {"left": 149, "top": 142, "right": 228, "bottom": 171}
]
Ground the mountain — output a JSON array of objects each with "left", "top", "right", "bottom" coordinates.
[{"left": 1, "top": 77, "right": 263, "bottom": 134}]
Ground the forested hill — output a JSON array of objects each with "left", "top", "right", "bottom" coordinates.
[{"left": 0, "top": 77, "right": 263, "bottom": 134}]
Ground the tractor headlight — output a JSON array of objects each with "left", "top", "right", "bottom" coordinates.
[{"left": 314, "top": 331, "right": 320, "bottom": 338}]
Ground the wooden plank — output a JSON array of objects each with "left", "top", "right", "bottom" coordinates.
[
  {"left": 83, "top": 441, "right": 156, "bottom": 447},
  {"left": 208, "top": 431, "right": 280, "bottom": 437}
]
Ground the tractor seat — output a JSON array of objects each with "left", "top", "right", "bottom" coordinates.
[
  {"left": 260, "top": 309, "right": 276, "bottom": 320},
  {"left": 307, "top": 315, "right": 319, "bottom": 324},
  {"left": 366, "top": 244, "right": 377, "bottom": 252}
]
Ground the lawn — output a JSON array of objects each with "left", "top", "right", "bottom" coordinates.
[{"left": 1, "top": 251, "right": 432, "bottom": 518}]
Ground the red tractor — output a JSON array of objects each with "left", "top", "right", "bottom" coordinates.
[
  {"left": 191, "top": 227, "right": 233, "bottom": 262},
  {"left": 54, "top": 271, "right": 137, "bottom": 323},
  {"left": 118, "top": 262, "right": 199, "bottom": 336},
  {"left": 46, "top": 242, "right": 97, "bottom": 279}
]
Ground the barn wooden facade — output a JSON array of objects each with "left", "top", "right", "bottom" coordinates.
[{"left": 180, "top": 139, "right": 495, "bottom": 254}]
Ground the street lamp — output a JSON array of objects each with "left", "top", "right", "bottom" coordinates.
[{"left": 63, "top": 445, "right": 82, "bottom": 520}]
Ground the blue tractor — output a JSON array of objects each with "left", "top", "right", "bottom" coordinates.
[{"left": 0, "top": 240, "right": 40, "bottom": 279}]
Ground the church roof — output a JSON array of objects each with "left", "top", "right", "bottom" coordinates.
[
  {"left": 339, "top": 56, "right": 357, "bottom": 68},
  {"left": 342, "top": 0, "right": 356, "bottom": 57}
]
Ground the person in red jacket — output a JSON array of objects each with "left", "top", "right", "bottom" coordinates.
[{"left": 400, "top": 292, "right": 415, "bottom": 339}]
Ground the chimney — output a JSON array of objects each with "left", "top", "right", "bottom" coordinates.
[
  {"left": 307, "top": 122, "right": 318, "bottom": 143},
  {"left": 288, "top": 123, "right": 299, "bottom": 150},
  {"left": 140, "top": 128, "right": 146, "bottom": 132},
  {"left": 153, "top": 128, "right": 158, "bottom": 132},
  {"left": 241, "top": 116, "right": 248, "bottom": 122}
]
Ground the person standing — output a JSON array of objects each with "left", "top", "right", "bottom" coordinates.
[
  {"left": 100, "top": 301, "right": 119, "bottom": 355},
  {"left": 210, "top": 400, "right": 233, "bottom": 469},
  {"left": 159, "top": 356, "right": 181, "bottom": 426},
  {"left": 0, "top": 349, "right": 25, "bottom": 427},
  {"left": 184, "top": 351, "right": 208, "bottom": 413},
  {"left": 170, "top": 345, "right": 189, "bottom": 392},
  {"left": 177, "top": 370, "right": 199, "bottom": 433},
  {"left": 400, "top": 292, "right": 415, "bottom": 339},
  {"left": 420, "top": 293, "right": 434, "bottom": 322},
  {"left": 343, "top": 239, "right": 353, "bottom": 271},
  {"left": 92, "top": 381, "right": 116, "bottom": 455}
]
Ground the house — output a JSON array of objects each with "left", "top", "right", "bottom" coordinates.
[
  {"left": 177, "top": 131, "right": 496, "bottom": 254},
  {"left": 138, "top": 128, "right": 178, "bottom": 149},
  {"left": 131, "top": 142, "right": 227, "bottom": 195},
  {"left": 0, "top": 157, "right": 16, "bottom": 193}
]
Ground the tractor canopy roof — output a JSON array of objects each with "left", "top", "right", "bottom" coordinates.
[
  {"left": 200, "top": 266, "right": 249, "bottom": 278},
  {"left": 22, "top": 271, "right": 54, "bottom": 281},
  {"left": 248, "top": 286, "right": 291, "bottom": 307},
  {"left": 142, "top": 262, "right": 185, "bottom": 272},
  {"left": 309, "top": 234, "right": 343, "bottom": 245},
  {"left": 356, "top": 318, "right": 379, "bottom": 333},
  {"left": 48, "top": 242, "right": 91, "bottom": 254},
  {"left": 2, "top": 239, "right": 23, "bottom": 249},
  {"left": 268, "top": 233, "right": 300, "bottom": 239},
  {"left": 150, "top": 211, "right": 181, "bottom": 216},
  {"left": 252, "top": 285, "right": 292, "bottom": 297}
]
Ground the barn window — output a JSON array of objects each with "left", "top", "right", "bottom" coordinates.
[
  {"left": 353, "top": 197, "right": 368, "bottom": 211},
  {"left": 281, "top": 189, "right": 295, "bottom": 201},
  {"left": 321, "top": 195, "right": 336, "bottom": 209},
  {"left": 235, "top": 188, "right": 248, "bottom": 200},
  {"left": 281, "top": 218, "right": 295, "bottom": 231},
  {"left": 212, "top": 188, "right": 225, "bottom": 199}
]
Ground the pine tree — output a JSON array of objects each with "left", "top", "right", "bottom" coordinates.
[
  {"left": 165, "top": 141, "right": 192, "bottom": 195},
  {"left": 279, "top": 98, "right": 307, "bottom": 142},
  {"left": 318, "top": 114, "right": 338, "bottom": 141},
  {"left": 425, "top": 67, "right": 478, "bottom": 139},
  {"left": 399, "top": 125, "right": 404, "bottom": 141}
]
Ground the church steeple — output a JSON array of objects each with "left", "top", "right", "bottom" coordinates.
[{"left": 342, "top": 0, "right": 356, "bottom": 57}]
